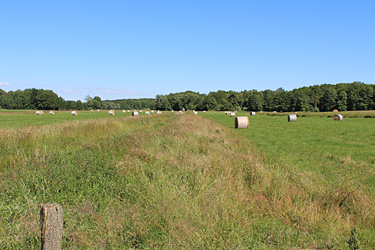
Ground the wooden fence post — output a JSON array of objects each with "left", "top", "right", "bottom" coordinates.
[{"left": 40, "top": 203, "right": 63, "bottom": 250}]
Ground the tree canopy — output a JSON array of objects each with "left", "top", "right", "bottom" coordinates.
[{"left": 1, "top": 82, "right": 374, "bottom": 112}]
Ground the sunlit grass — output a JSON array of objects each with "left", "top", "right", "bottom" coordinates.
[{"left": 1, "top": 112, "right": 375, "bottom": 249}]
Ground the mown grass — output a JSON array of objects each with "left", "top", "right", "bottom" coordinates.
[
  {"left": 1, "top": 112, "right": 374, "bottom": 249},
  {"left": 0, "top": 110, "right": 152, "bottom": 129}
]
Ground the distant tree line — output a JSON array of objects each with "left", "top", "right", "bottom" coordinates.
[
  {"left": 155, "top": 82, "right": 375, "bottom": 112},
  {"left": 0, "top": 89, "right": 156, "bottom": 110},
  {"left": 0, "top": 82, "right": 374, "bottom": 112}
]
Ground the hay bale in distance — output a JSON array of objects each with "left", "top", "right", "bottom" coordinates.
[
  {"left": 250, "top": 112, "right": 256, "bottom": 116},
  {"left": 36, "top": 111, "right": 41, "bottom": 115},
  {"left": 145, "top": 111, "right": 150, "bottom": 115},
  {"left": 194, "top": 111, "right": 198, "bottom": 115},
  {"left": 157, "top": 111, "right": 161, "bottom": 114},
  {"left": 49, "top": 111, "right": 54, "bottom": 115},
  {"left": 333, "top": 109, "right": 339, "bottom": 112},
  {"left": 122, "top": 110, "right": 126, "bottom": 113},
  {"left": 230, "top": 112, "right": 235, "bottom": 117},
  {"left": 132, "top": 111, "right": 138, "bottom": 116},
  {"left": 288, "top": 114, "right": 297, "bottom": 122},
  {"left": 71, "top": 111, "right": 77, "bottom": 116},
  {"left": 333, "top": 114, "right": 343, "bottom": 121},
  {"left": 151, "top": 110, "right": 154, "bottom": 113},
  {"left": 108, "top": 110, "right": 115, "bottom": 115},
  {"left": 225, "top": 111, "right": 228, "bottom": 115},
  {"left": 235, "top": 116, "right": 249, "bottom": 129}
]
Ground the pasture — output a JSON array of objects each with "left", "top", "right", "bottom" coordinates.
[
  {"left": 0, "top": 110, "right": 374, "bottom": 249},
  {"left": 203, "top": 111, "right": 375, "bottom": 192},
  {"left": 0, "top": 110, "right": 150, "bottom": 129}
]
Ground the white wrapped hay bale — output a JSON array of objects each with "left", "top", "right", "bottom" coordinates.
[
  {"left": 122, "top": 110, "right": 126, "bottom": 113},
  {"left": 49, "top": 111, "right": 55, "bottom": 115},
  {"left": 132, "top": 111, "right": 138, "bottom": 116},
  {"left": 225, "top": 111, "right": 228, "bottom": 115},
  {"left": 157, "top": 111, "right": 161, "bottom": 114},
  {"left": 71, "top": 111, "right": 77, "bottom": 116},
  {"left": 230, "top": 112, "right": 235, "bottom": 117},
  {"left": 194, "top": 111, "right": 198, "bottom": 115},
  {"left": 90, "top": 110, "right": 93, "bottom": 112},
  {"left": 145, "top": 111, "right": 150, "bottom": 115},
  {"left": 250, "top": 112, "right": 256, "bottom": 116},
  {"left": 172, "top": 110, "right": 174, "bottom": 112},
  {"left": 140, "top": 110, "right": 143, "bottom": 113},
  {"left": 36, "top": 111, "right": 41, "bottom": 115},
  {"left": 108, "top": 110, "right": 115, "bottom": 115},
  {"left": 235, "top": 116, "right": 249, "bottom": 129},
  {"left": 127, "top": 110, "right": 130, "bottom": 112},
  {"left": 333, "top": 114, "right": 343, "bottom": 121},
  {"left": 151, "top": 110, "right": 154, "bottom": 113},
  {"left": 288, "top": 114, "right": 297, "bottom": 122}
]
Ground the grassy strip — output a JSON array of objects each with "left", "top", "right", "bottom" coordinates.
[{"left": 1, "top": 113, "right": 374, "bottom": 248}]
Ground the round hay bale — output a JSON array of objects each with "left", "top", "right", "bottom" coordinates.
[
  {"left": 333, "top": 109, "right": 339, "bottom": 112},
  {"left": 71, "top": 111, "right": 77, "bottom": 116},
  {"left": 288, "top": 114, "right": 297, "bottom": 122},
  {"left": 333, "top": 114, "right": 343, "bottom": 121},
  {"left": 127, "top": 110, "right": 130, "bottom": 112},
  {"left": 122, "top": 110, "right": 126, "bottom": 113},
  {"left": 132, "top": 111, "right": 138, "bottom": 116},
  {"left": 140, "top": 110, "right": 143, "bottom": 113},
  {"left": 157, "top": 111, "right": 161, "bottom": 114},
  {"left": 203, "top": 111, "right": 206, "bottom": 113},
  {"left": 250, "top": 112, "right": 256, "bottom": 116},
  {"left": 151, "top": 110, "right": 154, "bottom": 113},
  {"left": 235, "top": 116, "right": 249, "bottom": 129},
  {"left": 90, "top": 110, "right": 93, "bottom": 112},
  {"left": 172, "top": 110, "right": 174, "bottom": 112},
  {"left": 225, "top": 111, "right": 228, "bottom": 115},
  {"left": 108, "top": 110, "right": 115, "bottom": 115},
  {"left": 49, "top": 111, "right": 54, "bottom": 115},
  {"left": 36, "top": 111, "right": 41, "bottom": 115},
  {"left": 194, "top": 111, "right": 198, "bottom": 115},
  {"left": 230, "top": 112, "right": 235, "bottom": 117},
  {"left": 145, "top": 111, "right": 150, "bottom": 115}
]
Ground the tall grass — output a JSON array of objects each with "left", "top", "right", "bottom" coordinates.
[{"left": 1, "top": 113, "right": 374, "bottom": 248}]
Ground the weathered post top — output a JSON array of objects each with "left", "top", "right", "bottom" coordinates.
[{"left": 40, "top": 203, "right": 63, "bottom": 250}]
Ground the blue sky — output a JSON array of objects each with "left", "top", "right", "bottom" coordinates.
[{"left": 1, "top": 0, "right": 374, "bottom": 101}]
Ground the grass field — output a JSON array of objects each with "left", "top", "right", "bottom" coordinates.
[
  {"left": 0, "top": 110, "right": 151, "bottom": 129},
  {"left": 202, "top": 111, "right": 375, "bottom": 192},
  {"left": 1, "top": 110, "right": 375, "bottom": 249}
]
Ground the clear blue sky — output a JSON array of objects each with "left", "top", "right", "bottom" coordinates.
[{"left": 1, "top": 0, "right": 374, "bottom": 101}]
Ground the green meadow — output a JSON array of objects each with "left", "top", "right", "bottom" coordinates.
[
  {"left": 0, "top": 110, "right": 149, "bottom": 129},
  {"left": 203, "top": 111, "right": 375, "bottom": 192},
  {"left": 1, "top": 110, "right": 374, "bottom": 249}
]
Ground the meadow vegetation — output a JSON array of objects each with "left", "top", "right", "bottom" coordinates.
[{"left": 1, "top": 111, "right": 374, "bottom": 249}]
